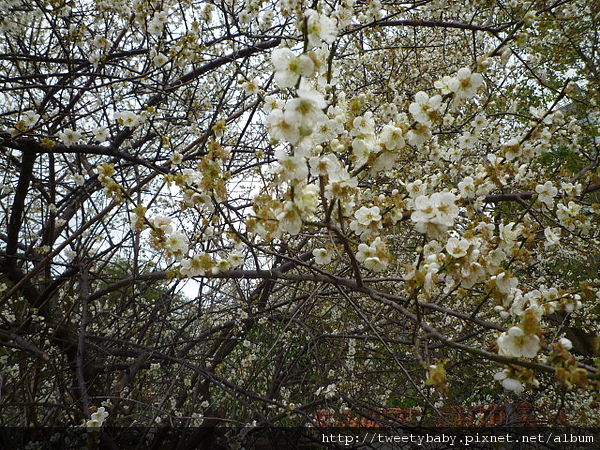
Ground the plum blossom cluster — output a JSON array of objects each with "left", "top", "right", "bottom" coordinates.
[
  {"left": 497, "top": 326, "right": 541, "bottom": 359},
  {"left": 350, "top": 206, "right": 382, "bottom": 240},
  {"left": 302, "top": 9, "right": 337, "bottom": 49},
  {"left": 178, "top": 250, "right": 243, "bottom": 278},
  {"left": 410, "top": 192, "right": 459, "bottom": 237},
  {"left": 83, "top": 407, "right": 109, "bottom": 428},
  {"left": 3, "top": 0, "right": 600, "bottom": 434},
  {"left": 96, "top": 163, "right": 123, "bottom": 202},
  {"left": 494, "top": 370, "right": 525, "bottom": 394},
  {"left": 148, "top": 215, "right": 189, "bottom": 261},
  {"left": 93, "top": 1, "right": 600, "bottom": 409},
  {"left": 434, "top": 67, "right": 484, "bottom": 106},
  {"left": 356, "top": 237, "right": 390, "bottom": 272},
  {"left": 57, "top": 128, "right": 82, "bottom": 146},
  {"left": 267, "top": 83, "right": 329, "bottom": 149},
  {"left": 167, "top": 141, "right": 230, "bottom": 212}
]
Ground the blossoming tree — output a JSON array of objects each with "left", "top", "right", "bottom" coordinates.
[{"left": 1, "top": 0, "right": 599, "bottom": 438}]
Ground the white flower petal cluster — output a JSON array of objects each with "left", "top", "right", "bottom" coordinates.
[
  {"left": 354, "top": 206, "right": 381, "bottom": 226},
  {"left": 356, "top": 237, "right": 389, "bottom": 272},
  {"left": 152, "top": 215, "right": 173, "bottom": 234},
  {"left": 457, "top": 176, "right": 476, "bottom": 198},
  {"left": 452, "top": 68, "right": 484, "bottom": 100},
  {"left": 271, "top": 48, "right": 315, "bottom": 88},
  {"left": 277, "top": 201, "right": 303, "bottom": 235},
  {"left": 314, "top": 383, "right": 337, "bottom": 399},
  {"left": 380, "top": 124, "right": 405, "bottom": 151},
  {"left": 498, "top": 222, "right": 523, "bottom": 250},
  {"left": 410, "top": 192, "right": 459, "bottom": 236},
  {"left": 494, "top": 370, "right": 525, "bottom": 394},
  {"left": 163, "top": 231, "right": 188, "bottom": 260},
  {"left": 535, "top": 181, "right": 557, "bottom": 208},
  {"left": 266, "top": 110, "right": 299, "bottom": 145},
  {"left": 114, "top": 111, "right": 140, "bottom": 128},
  {"left": 267, "top": 83, "right": 328, "bottom": 148},
  {"left": 492, "top": 271, "right": 519, "bottom": 296},
  {"left": 371, "top": 123, "right": 406, "bottom": 173},
  {"left": 406, "top": 180, "right": 428, "bottom": 198},
  {"left": 313, "top": 248, "right": 332, "bottom": 265},
  {"left": 58, "top": 128, "right": 82, "bottom": 146},
  {"left": 544, "top": 227, "right": 560, "bottom": 247},
  {"left": 436, "top": 68, "right": 484, "bottom": 105},
  {"left": 558, "top": 337, "right": 573, "bottom": 351},
  {"left": 509, "top": 290, "right": 545, "bottom": 320},
  {"left": 148, "top": 10, "right": 168, "bottom": 36},
  {"left": 309, "top": 154, "right": 339, "bottom": 177},
  {"left": 20, "top": 111, "right": 40, "bottom": 129},
  {"left": 149, "top": 215, "right": 188, "bottom": 260},
  {"left": 286, "top": 86, "right": 327, "bottom": 129},
  {"left": 497, "top": 327, "right": 540, "bottom": 358},
  {"left": 92, "top": 127, "right": 109, "bottom": 143},
  {"left": 304, "top": 9, "right": 337, "bottom": 49},
  {"left": 350, "top": 206, "right": 382, "bottom": 240},
  {"left": 445, "top": 237, "right": 470, "bottom": 258},
  {"left": 84, "top": 407, "right": 109, "bottom": 428},
  {"left": 275, "top": 149, "right": 309, "bottom": 181},
  {"left": 183, "top": 191, "right": 214, "bottom": 212},
  {"left": 556, "top": 201, "right": 583, "bottom": 230},
  {"left": 500, "top": 285, "right": 567, "bottom": 320},
  {"left": 295, "top": 183, "right": 319, "bottom": 215},
  {"left": 560, "top": 182, "right": 582, "bottom": 197},
  {"left": 180, "top": 249, "right": 243, "bottom": 278},
  {"left": 350, "top": 112, "right": 377, "bottom": 166},
  {"left": 409, "top": 91, "right": 442, "bottom": 127}
]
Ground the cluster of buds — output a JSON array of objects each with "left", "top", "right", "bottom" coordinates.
[
  {"left": 548, "top": 339, "right": 589, "bottom": 390},
  {"left": 96, "top": 163, "right": 123, "bottom": 202}
]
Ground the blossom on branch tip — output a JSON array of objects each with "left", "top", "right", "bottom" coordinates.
[
  {"left": 84, "top": 407, "right": 109, "bottom": 428},
  {"left": 497, "top": 327, "right": 540, "bottom": 358},
  {"left": 409, "top": 91, "right": 442, "bottom": 127},
  {"left": 457, "top": 176, "right": 476, "bottom": 198},
  {"left": 274, "top": 150, "right": 308, "bottom": 181},
  {"left": 20, "top": 111, "right": 40, "bottom": 129},
  {"left": 277, "top": 201, "right": 303, "bottom": 235},
  {"left": 350, "top": 206, "right": 382, "bottom": 240},
  {"left": 494, "top": 370, "right": 525, "bottom": 393},
  {"left": 58, "top": 128, "right": 81, "bottom": 146},
  {"left": 558, "top": 338, "right": 573, "bottom": 351},
  {"left": 356, "top": 237, "right": 389, "bottom": 272},
  {"left": 445, "top": 237, "right": 470, "bottom": 258},
  {"left": 379, "top": 124, "right": 405, "bottom": 150},
  {"left": 271, "top": 48, "right": 314, "bottom": 88},
  {"left": 309, "top": 154, "right": 339, "bottom": 177},
  {"left": 544, "top": 227, "right": 560, "bottom": 247},
  {"left": 92, "top": 127, "right": 109, "bottom": 143},
  {"left": 313, "top": 248, "right": 332, "bottom": 265},
  {"left": 535, "top": 181, "right": 557, "bottom": 208},
  {"left": 164, "top": 231, "right": 188, "bottom": 260},
  {"left": 295, "top": 183, "right": 319, "bottom": 214},
  {"left": 267, "top": 109, "right": 300, "bottom": 144},
  {"left": 453, "top": 68, "right": 484, "bottom": 100},
  {"left": 286, "top": 85, "right": 327, "bottom": 130},
  {"left": 410, "top": 192, "right": 459, "bottom": 236},
  {"left": 304, "top": 9, "right": 337, "bottom": 49},
  {"left": 354, "top": 206, "right": 381, "bottom": 226},
  {"left": 151, "top": 215, "right": 173, "bottom": 234},
  {"left": 114, "top": 111, "right": 140, "bottom": 128}
]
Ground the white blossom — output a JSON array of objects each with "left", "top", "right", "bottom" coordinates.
[
  {"left": 497, "top": 327, "right": 540, "bottom": 358},
  {"left": 58, "top": 128, "right": 81, "bottom": 146},
  {"left": 313, "top": 248, "right": 332, "bottom": 264},
  {"left": 535, "top": 181, "right": 557, "bottom": 208},
  {"left": 409, "top": 91, "right": 442, "bottom": 126}
]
